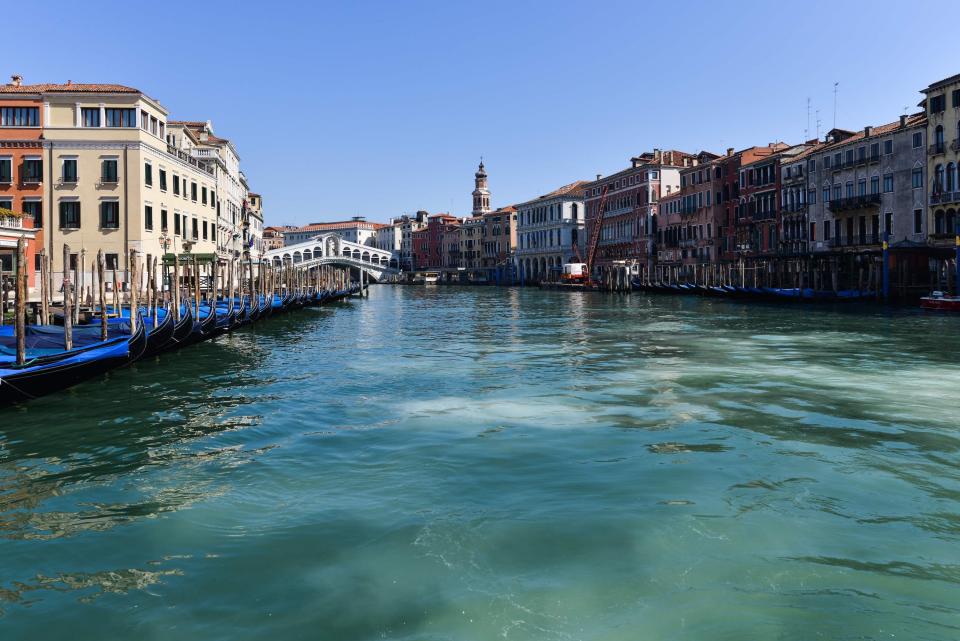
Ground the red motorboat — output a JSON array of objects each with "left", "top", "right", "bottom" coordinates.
[{"left": 920, "top": 291, "right": 960, "bottom": 311}]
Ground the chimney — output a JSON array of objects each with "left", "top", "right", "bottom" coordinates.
[
  {"left": 653, "top": 148, "right": 661, "bottom": 161},
  {"left": 726, "top": 147, "right": 734, "bottom": 157},
  {"left": 66, "top": 79, "right": 72, "bottom": 86},
  {"left": 10, "top": 74, "right": 22, "bottom": 87},
  {"left": 900, "top": 114, "right": 908, "bottom": 128},
  {"left": 596, "top": 174, "right": 602, "bottom": 181},
  {"left": 864, "top": 125, "right": 872, "bottom": 137}
]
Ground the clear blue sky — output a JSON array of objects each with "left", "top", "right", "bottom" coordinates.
[{"left": 9, "top": 0, "right": 958, "bottom": 225}]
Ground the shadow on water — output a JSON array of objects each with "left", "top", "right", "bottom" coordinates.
[{"left": 0, "top": 308, "right": 333, "bottom": 543}]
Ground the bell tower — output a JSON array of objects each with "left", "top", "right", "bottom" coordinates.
[{"left": 472, "top": 159, "right": 491, "bottom": 216}]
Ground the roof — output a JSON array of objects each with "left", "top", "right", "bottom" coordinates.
[
  {"left": 517, "top": 180, "right": 589, "bottom": 207},
  {"left": 0, "top": 82, "right": 140, "bottom": 94},
  {"left": 816, "top": 112, "right": 927, "bottom": 154},
  {"left": 292, "top": 221, "right": 388, "bottom": 232},
  {"left": 921, "top": 73, "right": 960, "bottom": 94}
]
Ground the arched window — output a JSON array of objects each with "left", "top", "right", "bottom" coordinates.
[
  {"left": 936, "top": 125, "right": 945, "bottom": 149},
  {"left": 948, "top": 163, "right": 958, "bottom": 193},
  {"left": 935, "top": 164, "right": 945, "bottom": 191}
]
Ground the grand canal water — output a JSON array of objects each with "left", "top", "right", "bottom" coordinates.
[{"left": 1, "top": 286, "right": 959, "bottom": 640}]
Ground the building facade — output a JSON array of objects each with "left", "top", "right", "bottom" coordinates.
[
  {"left": 481, "top": 206, "right": 517, "bottom": 283},
  {"left": 29, "top": 81, "right": 220, "bottom": 289},
  {"left": 921, "top": 74, "right": 960, "bottom": 244},
  {"left": 806, "top": 117, "right": 927, "bottom": 254},
  {"left": 0, "top": 75, "right": 44, "bottom": 290},
  {"left": 283, "top": 218, "right": 383, "bottom": 246},
  {"left": 515, "top": 181, "right": 586, "bottom": 283},
  {"left": 582, "top": 150, "right": 695, "bottom": 279}
]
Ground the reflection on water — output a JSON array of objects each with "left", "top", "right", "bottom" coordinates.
[{"left": 1, "top": 287, "right": 959, "bottom": 640}]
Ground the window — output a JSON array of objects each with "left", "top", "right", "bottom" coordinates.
[
  {"left": 190, "top": 182, "right": 197, "bottom": 202},
  {"left": 104, "top": 108, "right": 136, "bottom": 127},
  {"left": 0, "top": 107, "right": 39, "bottom": 127},
  {"left": 159, "top": 169, "right": 167, "bottom": 191},
  {"left": 145, "top": 205, "right": 153, "bottom": 231},
  {"left": 62, "top": 158, "right": 78, "bottom": 182},
  {"left": 913, "top": 132, "right": 923, "bottom": 148},
  {"left": 834, "top": 184, "right": 842, "bottom": 200},
  {"left": 201, "top": 186, "right": 207, "bottom": 205},
  {"left": 953, "top": 89, "right": 960, "bottom": 109},
  {"left": 870, "top": 176, "right": 879, "bottom": 194},
  {"left": 144, "top": 162, "right": 152, "bottom": 186},
  {"left": 885, "top": 212, "right": 893, "bottom": 234},
  {"left": 161, "top": 208, "right": 168, "bottom": 231},
  {"left": 808, "top": 188, "right": 816, "bottom": 204},
  {"left": 824, "top": 155, "right": 832, "bottom": 168},
  {"left": 174, "top": 212, "right": 181, "bottom": 236},
  {"left": 870, "top": 142, "right": 880, "bottom": 158},
  {"left": 81, "top": 108, "right": 100, "bottom": 127},
  {"left": 858, "top": 179, "right": 866, "bottom": 196},
  {"left": 22, "top": 200, "right": 41, "bottom": 226},
  {"left": 100, "top": 201, "right": 120, "bottom": 229},
  {"left": 880, "top": 174, "right": 893, "bottom": 192},
  {"left": 808, "top": 158, "right": 816, "bottom": 172},
  {"left": 846, "top": 181, "right": 854, "bottom": 198},
  {"left": 0, "top": 158, "right": 11, "bottom": 183},
  {"left": 833, "top": 152, "right": 841, "bottom": 167},
  {"left": 912, "top": 167, "right": 923, "bottom": 189},
  {"left": 884, "top": 140, "right": 893, "bottom": 154},
  {"left": 105, "top": 253, "right": 119, "bottom": 270},
  {"left": 23, "top": 158, "right": 42, "bottom": 182},
  {"left": 173, "top": 174, "right": 180, "bottom": 196},
  {"left": 203, "top": 220, "right": 208, "bottom": 240},
  {"left": 823, "top": 187, "right": 830, "bottom": 204},
  {"left": 914, "top": 209, "right": 923, "bottom": 234},
  {"left": 929, "top": 94, "right": 946, "bottom": 113},
  {"left": 101, "top": 158, "right": 118, "bottom": 182},
  {"left": 59, "top": 201, "right": 81, "bottom": 228}
]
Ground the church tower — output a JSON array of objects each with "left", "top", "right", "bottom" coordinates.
[{"left": 471, "top": 159, "right": 491, "bottom": 216}]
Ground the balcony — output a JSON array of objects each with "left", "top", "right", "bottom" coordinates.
[
  {"left": 753, "top": 209, "right": 777, "bottom": 221},
  {"left": 930, "top": 142, "right": 946, "bottom": 155},
  {"left": 930, "top": 191, "right": 960, "bottom": 205},
  {"left": 21, "top": 175, "right": 42, "bottom": 184},
  {"left": 828, "top": 234, "right": 881, "bottom": 248},
  {"left": 828, "top": 194, "right": 882, "bottom": 211},
  {"left": 781, "top": 203, "right": 807, "bottom": 214},
  {"left": 0, "top": 214, "right": 24, "bottom": 229}
]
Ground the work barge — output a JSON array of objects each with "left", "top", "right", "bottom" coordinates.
[{"left": 0, "top": 240, "right": 363, "bottom": 406}]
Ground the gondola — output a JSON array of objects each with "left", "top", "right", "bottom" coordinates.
[
  {"left": 0, "top": 315, "right": 148, "bottom": 406},
  {"left": 141, "top": 306, "right": 176, "bottom": 358}
]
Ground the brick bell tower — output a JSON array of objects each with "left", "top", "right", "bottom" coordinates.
[{"left": 472, "top": 159, "right": 491, "bottom": 217}]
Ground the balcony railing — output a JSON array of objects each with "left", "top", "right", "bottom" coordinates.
[
  {"left": 828, "top": 234, "right": 881, "bottom": 248},
  {"left": 930, "top": 191, "right": 960, "bottom": 205},
  {"left": 0, "top": 215, "right": 24, "bottom": 229},
  {"left": 930, "top": 142, "right": 946, "bottom": 155},
  {"left": 828, "top": 193, "right": 882, "bottom": 211}
]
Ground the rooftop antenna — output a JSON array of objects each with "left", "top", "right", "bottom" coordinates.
[
  {"left": 816, "top": 109, "right": 822, "bottom": 141},
  {"left": 805, "top": 97, "right": 811, "bottom": 141},
  {"left": 833, "top": 82, "right": 839, "bottom": 129}
]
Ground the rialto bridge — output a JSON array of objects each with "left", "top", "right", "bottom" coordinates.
[{"left": 262, "top": 233, "right": 399, "bottom": 282}]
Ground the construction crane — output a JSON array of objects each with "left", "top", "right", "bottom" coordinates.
[{"left": 584, "top": 185, "right": 610, "bottom": 284}]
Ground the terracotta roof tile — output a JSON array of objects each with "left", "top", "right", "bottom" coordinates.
[{"left": 0, "top": 82, "right": 139, "bottom": 94}]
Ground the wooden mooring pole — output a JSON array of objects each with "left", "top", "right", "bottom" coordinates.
[{"left": 14, "top": 237, "right": 27, "bottom": 366}]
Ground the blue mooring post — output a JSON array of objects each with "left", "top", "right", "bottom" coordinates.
[{"left": 882, "top": 231, "right": 890, "bottom": 302}]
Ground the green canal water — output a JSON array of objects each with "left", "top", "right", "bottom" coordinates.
[{"left": 1, "top": 286, "right": 959, "bottom": 640}]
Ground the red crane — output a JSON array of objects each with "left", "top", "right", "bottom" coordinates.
[{"left": 584, "top": 185, "right": 610, "bottom": 282}]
